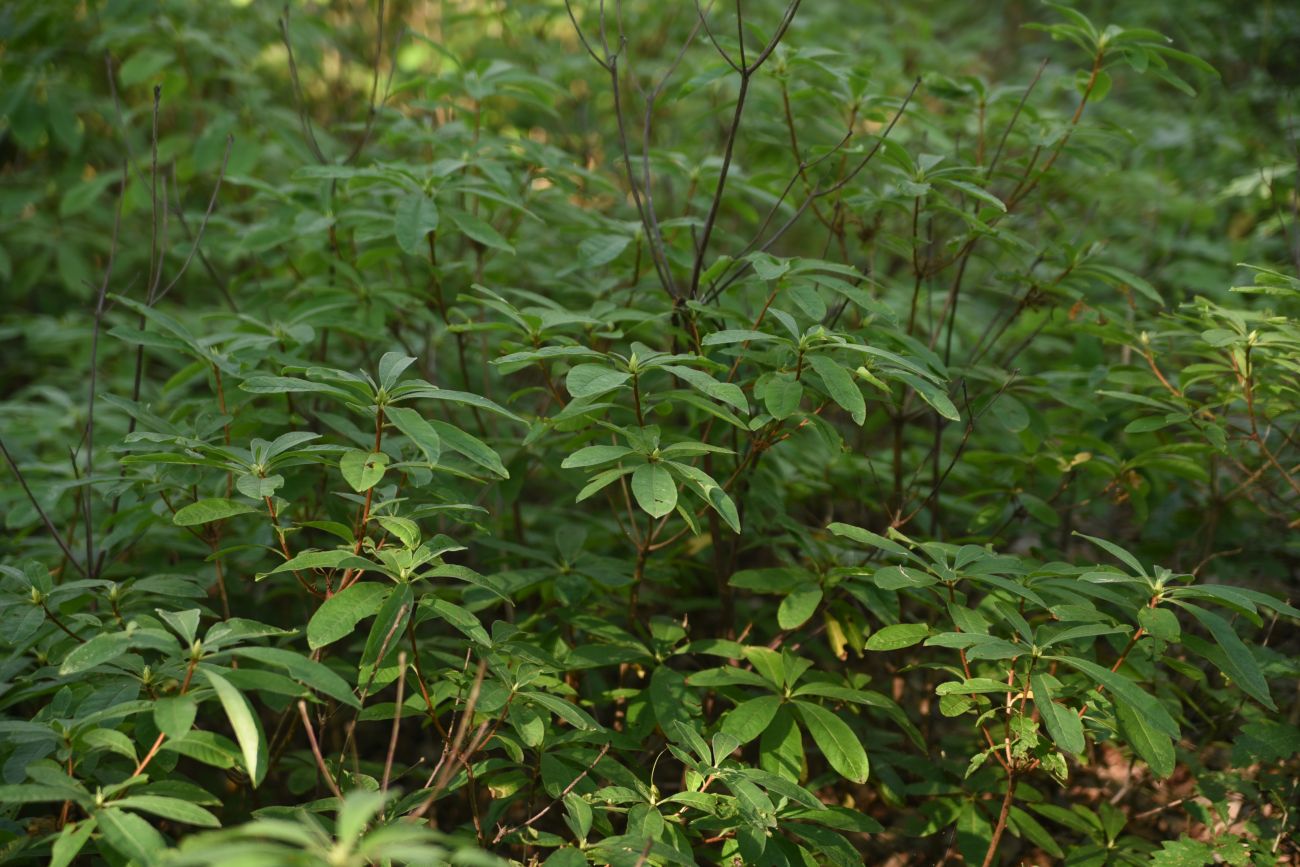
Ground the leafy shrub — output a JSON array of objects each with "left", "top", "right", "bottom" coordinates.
[{"left": 1, "top": 1, "right": 1297, "bottom": 865}]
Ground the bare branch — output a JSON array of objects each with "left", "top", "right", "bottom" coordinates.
[
  {"left": 342, "top": 0, "right": 388, "bottom": 165},
  {"left": 298, "top": 701, "right": 344, "bottom": 800},
  {"left": 154, "top": 135, "right": 234, "bottom": 305},
  {"left": 987, "top": 58, "right": 1048, "bottom": 178},
  {"left": 0, "top": 438, "right": 88, "bottom": 578},
  {"left": 491, "top": 741, "right": 610, "bottom": 844},
  {"left": 687, "top": 73, "right": 752, "bottom": 298},
  {"left": 702, "top": 79, "right": 918, "bottom": 303},
  {"left": 82, "top": 163, "right": 126, "bottom": 577},
  {"left": 694, "top": 0, "right": 740, "bottom": 72},
  {"left": 565, "top": 0, "right": 611, "bottom": 68},
  {"left": 743, "top": 0, "right": 802, "bottom": 74},
  {"left": 278, "top": 6, "right": 327, "bottom": 164},
  {"left": 735, "top": 0, "right": 747, "bottom": 68},
  {"left": 381, "top": 652, "right": 408, "bottom": 794}
]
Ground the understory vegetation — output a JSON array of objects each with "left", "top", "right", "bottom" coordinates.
[{"left": 1, "top": 0, "right": 1298, "bottom": 864}]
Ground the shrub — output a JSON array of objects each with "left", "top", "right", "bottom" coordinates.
[{"left": 1, "top": 1, "right": 1297, "bottom": 864}]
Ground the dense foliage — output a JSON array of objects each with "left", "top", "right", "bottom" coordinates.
[{"left": 2, "top": 1, "right": 1298, "bottom": 864}]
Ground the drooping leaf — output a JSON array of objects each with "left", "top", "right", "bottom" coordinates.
[
  {"left": 1178, "top": 602, "right": 1275, "bottom": 710},
  {"left": 808, "top": 354, "right": 866, "bottom": 425},
  {"left": 385, "top": 406, "right": 441, "bottom": 466},
  {"left": 200, "top": 667, "right": 267, "bottom": 787},
  {"left": 793, "top": 701, "right": 869, "bottom": 783},
  {"left": 1050, "top": 655, "right": 1179, "bottom": 738},
  {"left": 1031, "top": 673, "right": 1084, "bottom": 755},
  {"left": 1116, "top": 698, "right": 1175, "bottom": 778}
]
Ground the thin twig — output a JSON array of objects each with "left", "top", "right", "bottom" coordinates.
[
  {"left": 81, "top": 163, "right": 126, "bottom": 578},
  {"left": 491, "top": 741, "right": 610, "bottom": 844},
  {"left": 298, "top": 701, "right": 344, "bottom": 800},
  {"left": 0, "top": 437, "right": 88, "bottom": 577},
  {"left": 153, "top": 135, "right": 234, "bottom": 305},
  {"left": 381, "top": 652, "right": 408, "bottom": 794}
]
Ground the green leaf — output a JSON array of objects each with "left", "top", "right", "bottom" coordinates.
[
  {"left": 1085, "top": 264, "right": 1163, "bottom": 306},
  {"left": 160, "top": 731, "right": 240, "bottom": 770},
  {"left": 935, "top": 678, "right": 1012, "bottom": 695},
  {"left": 1178, "top": 602, "right": 1275, "bottom": 710},
  {"left": 375, "top": 515, "right": 420, "bottom": 549},
  {"left": 1049, "top": 655, "right": 1179, "bottom": 737},
  {"left": 759, "top": 705, "right": 805, "bottom": 782},
  {"left": 808, "top": 355, "right": 866, "bottom": 425},
  {"left": 749, "top": 252, "right": 791, "bottom": 281},
  {"left": 80, "top": 728, "right": 138, "bottom": 762},
  {"left": 865, "top": 623, "right": 929, "bottom": 651},
  {"left": 240, "top": 375, "right": 356, "bottom": 400},
  {"left": 450, "top": 209, "right": 514, "bottom": 254},
  {"left": 778, "top": 585, "right": 824, "bottom": 630},
  {"left": 631, "top": 463, "right": 676, "bottom": 518},
  {"left": 1031, "top": 673, "right": 1084, "bottom": 755},
  {"left": 1073, "top": 532, "right": 1147, "bottom": 576},
  {"left": 0, "top": 784, "right": 87, "bottom": 805},
  {"left": 938, "top": 178, "right": 1007, "bottom": 212},
  {"left": 114, "top": 795, "right": 221, "bottom": 827},
  {"left": 360, "top": 584, "right": 413, "bottom": 681},
  {"left": 154, "top": 695, "right": 198, "bottom": 740},
  {"left": 340, "top": 449, "right": 388, "bottom": 492},
  {"left": 827, "top": 522, "right": 914, "bottom": 559},
  {"left": 688, "top": 666, "right": 775, "bottom": 690},
  {"left": 422, "top": 598, "right": 491, "bottom": 646},
  {"left": 566, "top": 364, "right": 630, "bottom": 398},
  {"left": 97, "top": 809, "right": 167, "bottom": 865},
  {"left": 59, "top": 173, "right": 118, "bottom": 218},
  {"left": 118, "top": 48, "right": 174, "bottom": 85},
  {"left": 1139, "top": 606, "right": 1180, "bottom": 641},
  {"left": 763, "top": 373, "right": 803, "bottom": 420},
  {"left": 1116, "top": 698, "right": 1175, "bottom": 778},
  {"left": 173, "top": 498, "right": 256, "bottom": 526},
  {"left": 544, "top": 848, "right": 589, "bottom": 867},
  {"left": 394, "top": 193, "right": 440, "bottom": 255},
  {"left": 793, "top": 701, "right": 869, "bottom": 783},
  {"left": 1008, "top": 807, "right": 1064, "bottom": 859},
  {"left": 60, "top": 633, "right": 131, "bottom": 675},
  {"left": 429, "top": 420, "right": 509, "bottom": 479},
  {"left": 264, "top": 549, "right": 371, "bottom": 578},
  {"left": 894, "top": 372, "right": 960, "bottom": 421},
  {"left": 236, "top": 473, "right": 283, "bottom": 499},
  {"left": 561, "top": 445, "right": 635, "bottom": 468},
  {"left": 721, "top": 695, "right": 782, "bottom": 745},
  {"left": 231, "top": 646, "right": 361, "bottom": 709},
  {"left": 49, "top": 819, "right": 96, "bottom": 867},
  {"left": 201, "top": 667, "right": 267, "bottom": 787},
  {"left": 1150, "top": 838, "right": 1216, "bottom": 867},
  {"left": 385, "top": 406, "right": 441, "bottom": 466},
  {"left": 521, "top": 691, "right": 601, "bottom": 731},
  {"left": 377, "top": 352, "right": 416, "bottom": 392},
  {"left": 663, "top": 365, "right": 749, "bottom": 414},
  {"left": 156, "top": 608, "right": 200, "bottom": 644},
  {"left": 702, "top": 329, "right": 778, "bottom": 346},
  {"left": 576, "top": 233, "right": 631, "bottom": 268}
]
